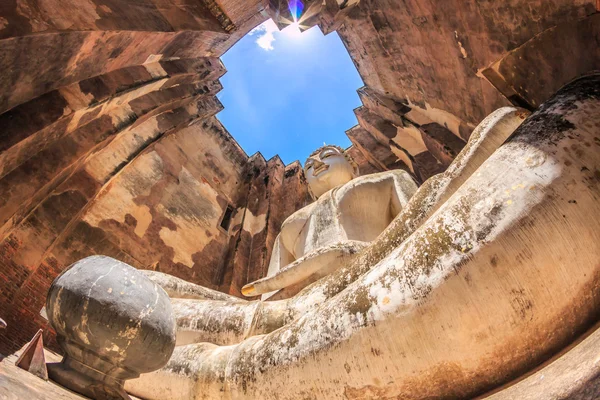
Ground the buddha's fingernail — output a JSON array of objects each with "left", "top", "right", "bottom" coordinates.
[{"left": 242, "top": 284, "right": 255, "bottom": 296}]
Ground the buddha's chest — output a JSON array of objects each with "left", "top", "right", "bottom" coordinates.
[
  {"left": 279, "top": 178, "right": 396, "bottom": 259},
  {"left": 280, "top": 188, "right": 356, "bottom": 258}
]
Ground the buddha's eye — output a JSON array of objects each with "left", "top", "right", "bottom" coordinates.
[
  {"left": 304, "top": 160, "right": 314, "bottom": 170},
  {"left": 320, "top": 148, "right": 339, "bottom": 159}
]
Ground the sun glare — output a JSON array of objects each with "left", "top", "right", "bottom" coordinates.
[
  {"left": 266, "top": 0, "right": 308, "bottom": 38},
  {"left": 283, "top": 21, "right": 303, "bottom": 38}
]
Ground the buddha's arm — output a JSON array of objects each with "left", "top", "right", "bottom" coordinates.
[
  {"left": 265, "top": 233, "right": 295, "bottom": 279},
  {"left": 241, "top": 241, "right": 367, "bottom": 297}
]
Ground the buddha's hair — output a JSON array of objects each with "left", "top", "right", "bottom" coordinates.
[{"left": 305, "top": 145, "right": 359, "bottom": 173}]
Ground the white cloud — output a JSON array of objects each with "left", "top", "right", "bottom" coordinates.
[{"left": 248, "top": 19, "right": 279, "bottom": 51}]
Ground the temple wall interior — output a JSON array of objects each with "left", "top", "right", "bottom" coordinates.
[{"left": 0, "top": 0, "right": 598, "bottom": 361}]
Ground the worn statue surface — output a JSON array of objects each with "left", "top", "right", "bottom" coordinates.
[{"left": 124, "top": 76, "right": 600, "bottom": 400}]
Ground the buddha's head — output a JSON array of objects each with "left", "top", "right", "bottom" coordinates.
[{"left": 304, "top": 145, "right": 359, "bottom": 199}]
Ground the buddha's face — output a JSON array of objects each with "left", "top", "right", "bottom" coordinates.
[{"left": 304, "top": 146, "right": 356, "bottom": 198}]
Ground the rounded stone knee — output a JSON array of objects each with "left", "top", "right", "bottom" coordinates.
[{"left": 46, "top": 255, "right": 176, "bottom": 400}]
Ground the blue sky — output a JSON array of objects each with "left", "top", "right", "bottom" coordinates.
[{"left": 217, "top": 20, "right": 364, "bottom": 165}]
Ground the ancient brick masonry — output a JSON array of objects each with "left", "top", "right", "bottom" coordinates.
[{"left": 0, "top": 0, "right": 598, "bottom": 357}]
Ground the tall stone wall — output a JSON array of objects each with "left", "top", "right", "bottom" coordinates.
[
  {"left": 0, "top": 93, "right": 228, "bottom": 354},
  {"left": 0, "top": 0, "right": 274, "bottom": 354},
  {"left": 75, "top": 116, "right": 249, "bottom": 288}
]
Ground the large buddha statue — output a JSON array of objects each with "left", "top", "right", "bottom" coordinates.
[
  {"left": 241, "top": 144, "right": 418, "bottom": 299},
  {"left": 123, "top": 75, "right": 600, "bottom": 400},
  {"left": 137, "top": 144, "right": 418, "bottom": 347}
]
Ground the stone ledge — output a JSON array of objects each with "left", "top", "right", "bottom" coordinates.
[
  {"left": 0, "top": 347, "right": 142, "bottom": 400},
  {"left": 481, "top": 323, "right": 600, "bottom": 399}
]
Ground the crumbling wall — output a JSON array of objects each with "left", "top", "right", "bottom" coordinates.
[
  {"left": 77, "top": 116, "right": 249, "bottom": 288},
  {"left": 0, "top": 0, "right": 276, "bottom": 354},
  {"left": 329, "top": 0, "right": 598, "bottom": 183}
]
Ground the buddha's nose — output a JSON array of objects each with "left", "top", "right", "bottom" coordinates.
[{"left": 311, "top": 159, "right": 327, "bottom": 176}]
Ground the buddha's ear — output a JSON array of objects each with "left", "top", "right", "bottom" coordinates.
[
  {"left": 302, "top": 168, "right": 317, "bottom": 201},
  {"left": 307, "top": 183, "right": 318, "bottom": 201}
]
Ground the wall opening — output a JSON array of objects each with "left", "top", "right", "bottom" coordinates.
[{"left": 220, "top": 205, "right": 234, "bottom": 232}]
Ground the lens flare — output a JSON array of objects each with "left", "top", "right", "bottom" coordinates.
[{"left": 288, "top": 0, "right": 304, "bottom": 22}]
